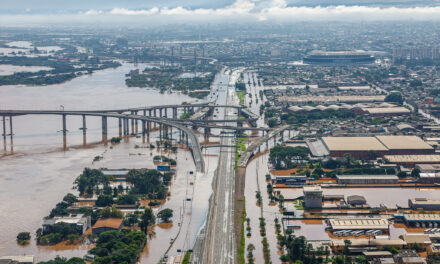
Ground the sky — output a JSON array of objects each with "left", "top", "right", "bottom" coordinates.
[{"left": 1, "top": 0, "right": 440, "bottom": 26}]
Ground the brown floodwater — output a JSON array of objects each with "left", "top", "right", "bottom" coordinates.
[
  {"left": 0, "top": 63, "right": 217, "bottom": 262},
  {"left": 245, "top": 151, "right": 282, "bottom": 264},
  {"left": 278, "top": 188, "right": 440, "bottom": 207}
]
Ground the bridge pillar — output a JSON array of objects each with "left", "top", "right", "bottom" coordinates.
[
  {"left": 143, "top": 109, "right": 146, "bottom": 117},
  {"left": 123, "top": 118, "right": 128, "bottom": 136},
  {"left": 173, "top": 108, "right": 177, "bottom": 119},
  {"left": 135, "top": 113, "right": 139, "bottom": 135},
  {"left": 159, "top": 124, "right": 162, "bottom": 141},
  {"left": 170, "top": 127, "right": 173, "bottom": 141},
  {"left": 102, "top": 116, "right": 108, "bottom": 143},
  {"left": 288, "top": 129, "right": 291, "bottom": 138},
  {"left": 2, "top": 116, "right": 6, "bottom": 148},
  {"left": 164, "top": 108, "right": 167, "bottom": 118},
  {"left": 273, "top": 135, "right": 276, "bottom": 144},
  {"left": 185, "top": 133, "right": 188, "bottom": 146},
  {"left": 82, "top": 115, "right": 87, "bottom": 145},
  {"left": 142, "top": 120, "right": 146, "bottom": 139},
  {"left": 204, "top": 127, "right": 210, "bottom": 139},
  {"left": 118, "top": 118, "right": 122, "bottom": 137},
  {"left": 62, "top": 114, "right": 67, "bottom": 150},
  {"left": 9, "top": 115, "right": 13, "bottom": 146},
  {"left": 131, "top": 113, "right": 135, "bottom": 135}
]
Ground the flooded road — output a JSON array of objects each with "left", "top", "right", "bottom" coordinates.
[
  {"left": 278, "top": 187, "right": 440, "bottom": 207},
  {"left": 0, "top": 63, "right": 216, "bottom": 262}
]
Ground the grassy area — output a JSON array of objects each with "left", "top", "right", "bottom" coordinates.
[
  {"left": 238, "top": 199, "right": 246, "bottom": 264},
  {"left": 236, "top": 91, "right": 245, "bottom": 105},
  {"left": 182, "top": 251, "right": 191, "bottom": 264}
]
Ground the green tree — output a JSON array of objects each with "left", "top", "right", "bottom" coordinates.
[
  {"left": 157, "top": 208, "right": 173, "bottom": 222},
  {"left": 139, "top": 208, "right": 155, "bottom": 234},
  {"left": 411, "top": 168, "right": 421, "bottom": 178},
  {"left": 16, "top": 232, "right": 30, "bottom": 244},
  {"left": 95, "top": 195, "right": 114, "bottom": 207}
]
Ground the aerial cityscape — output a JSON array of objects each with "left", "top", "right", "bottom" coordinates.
[{"left": 1, "top": 1, "right": 440, "bottom": 264}]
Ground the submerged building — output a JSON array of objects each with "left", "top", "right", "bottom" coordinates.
[{"left": 303, "top": 51, "right": 375, "bottom": 65}]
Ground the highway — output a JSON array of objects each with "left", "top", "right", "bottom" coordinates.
[{"left": 203, "top": 70, "right": 240, "bottom": 264}]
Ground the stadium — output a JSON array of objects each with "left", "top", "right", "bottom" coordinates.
[{"left": 303, "top": 51, "right": 375, "bottom": 65}]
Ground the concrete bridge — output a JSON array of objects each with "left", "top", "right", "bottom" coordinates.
[{"left": 0, "top": 110, "right": 205, "bottom": 172}]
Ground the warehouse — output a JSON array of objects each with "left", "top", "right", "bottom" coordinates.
[
  {"left": 384, "top": 155, "right": 440, "bottom": 167},
  {"left": 347, "top": 195, "right": 367, "bottom": 206},
  {"left": 332, "top": 239, "right": 406, "bottom": 253},
  {"left": 363, "top": 107, "right": 411, "bottom": 116},
  {"left": 376, "top": 136, "right": 434, "bottom": 155},
  {"left": 419, "top": 173, "right": 440, "bottom": 184},
  {"left": 409, "top": 198, "right": 440, "bottom": 211},
  {"left": 336, "top": 175, "right": 399, "bottom": 184},
  {"left": 328, "top": 218, "right": 389, "bottom": 231},
  {"left": 321, "top": 137, "right": 388, "bottom": 159},
  {"left": 415, "top": 164, "right": 440, "bottom": 173},
  {"left": 395, "top": 214, "right": 440, "bottom": 228},
  {"left": 275, "top": 175, "right": 306, "bottom": 185}
]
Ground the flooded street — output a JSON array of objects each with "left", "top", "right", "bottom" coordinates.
[
  {"left": 245, "top": 152, "right": 283, "bottom": 264},
  {"left": 278, "top": 187, "right": 440, "bottom": 207},
  {"left": 0, "top": 63, "right": 215, "bottom": 262}
]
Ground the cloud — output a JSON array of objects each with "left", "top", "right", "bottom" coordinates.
[
  {"left": 3, "top": 0, "right": 440, "bottom": 26},
  {"left": 78, "top": 1, "right": 440, "bottom": 21}
]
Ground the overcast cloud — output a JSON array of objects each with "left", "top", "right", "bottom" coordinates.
[{"left": 1, "top": 0, "right": 440, "bottom": 26}]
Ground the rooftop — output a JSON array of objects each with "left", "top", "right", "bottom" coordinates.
[
  {"left": 322, "top": 137, "right": 387, "bottom": 152},
  {"left": 332, "top": 238, "right": 406, "bottom": 247},
  {"left": 384, "top": 155, "right": 440, "bottom": 163},
  {"left": 409, "top": 199, "right": 440, "bottom": 205},
  {"left": 336, "top": 175, "right": 399, "bottom": 180},
  {"left": 401, "top": 214, "right": 440, "bottom": 221},
  {"left": 93, "top": 218, "right": 123, "bottom": 229},
  {"left": 329, "top": 218, "right": 389, "bottom": 230},
  {"left": 0, "top": 256, "right": 34, "bottom": 263},
  {"left": 303, "top": 186, "right": 322, "bottom": 193},
  {"left": 376, "top": 136, "right": 433, "bottom": 150},
  {"left": 364, "top": 107, "right": 411, "bottom": 114}
]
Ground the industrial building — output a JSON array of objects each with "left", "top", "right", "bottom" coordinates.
[
  {"left": 42, "top": 214, "right": 91, "bottom": 235},
  {"left": 303, "top": 186, "right": 323, "bottom": 209},
  {"left": 384, "top": 155, "right": 440, "bottom": 167},
  {"left": 332, "top": 239, "right": 406, "bottom": 253},
  {"left": 303, "top": 51, "right": 375, "bottom": 65},
  {"left": 0, "top": 256, "right": 34, "bottom": 264},
  {"left": 363, "top": 107, "right": 411, "bottom": 116},
  {"left": 321, "top": 136, "right": 388, "bottom": 159},
  {"left": 415, "top": 164, "right": 440, "bottom": 173},
  {"left": 409, "top": 198, "right": 440, "bottom": 211},
  {"left": 395, "top": 214, "right": 440, "bottom": 228},
  {"left": 336, "top": 175, "right": 399, "bottom": 184},
  {"left": 328, "top": 218, "right": 389, "bottom": 231},
  {"left": 347, "top": 195, "right": 367, "bottom": 206},
  {"left": 376, "top": 136, "right": 434, "bottom": 155},
  {"left": 275, "top": 175, "right": 306, "bottom": 185},
  {"left": 418, "top": 173, "right": 440, "bottom": 184},
  {"left": 320, "top": 136, "right": 434, "bottom": 159}
]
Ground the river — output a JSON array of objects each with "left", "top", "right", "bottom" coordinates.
[{"left": 0, "top": 63, "right": 213, "bottom": 262}]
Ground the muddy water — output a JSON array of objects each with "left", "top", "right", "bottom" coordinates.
[
  {"left": 278, "top": 188, "right": 440, "bottom": 207},
  {"left": 245, "top": 152, "right": 282, "bottom": 264},
  {"left": 0, "top": 63, "right": 214, "bottom": 262}
]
